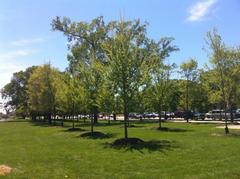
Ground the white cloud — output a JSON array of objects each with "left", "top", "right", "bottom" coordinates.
[
  {"left": 0, "top": 37, "right": 45, "bottom": 90},
  {"left": 0, "top": 49, "right": 35, "bottom": 89},
  {"left": 186, "top": 0, "right": 217, "bottom": 22},
  {"left": 9, "top": 38, "right": 44, "bottom": 47},
  {"left": 0, "top": 49, "right": 33, "bottom": 60}
]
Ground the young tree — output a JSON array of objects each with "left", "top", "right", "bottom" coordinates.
[
  {"left": 180, "top": 58, "right": 198, "bottom": 122},
  {"left": 102, "top": 19, "right": 151, "bottom": 139},
  {"left": 97, "top": 81, "right": 116, "bottom": 124},
  {"left": 56, "top": 72, "right": 85, "bottom": 128},
  {"left": 146, "top": 38, "right": 178, "bottom": 129},
  {"left": 27, "top": 64, "right": 61, "bottom": 123},
  {"left": 205, "top": 29, "right": 240, "bottom": 133}
]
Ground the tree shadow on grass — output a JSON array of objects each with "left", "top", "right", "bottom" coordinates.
[
  {"left": 5, "top": 119, "right": 30, "bottom": 122},
  {"left": 120, "top": 124, "right": 144, "bottom": 128},
  {"left": 77, "top": 131, "right": 116, "bottom": 139},
  {"left": 61, "top": 127, "right": 86, "bottom": 132},
  {"left": 104, "top": 138, "right": 178, "bottom": 153},
  {"left": 29, "top": 121, "right": 69, "bottom": 128},
  {"left": 155, "top": 127, "right": 192, "bottom": 133},
  {"left": 76, "top": 121, "right": 123, "bottom": 128}
]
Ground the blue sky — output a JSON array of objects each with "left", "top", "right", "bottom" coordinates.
[{"left": 0, "top": 0, "right": 240, "bottom": 89}]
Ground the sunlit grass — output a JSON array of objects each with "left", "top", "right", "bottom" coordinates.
[{"left": 0, "top": 120, "right": 240, "bottom": 178}]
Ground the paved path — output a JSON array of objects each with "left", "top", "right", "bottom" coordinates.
[{"left": 216, "top": 125, "right": 240, "bottom": 129}]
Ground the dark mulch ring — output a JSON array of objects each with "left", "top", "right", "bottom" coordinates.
[
  {"left": 156, "top": 127, "right": 189, "bottom": 132},
  {"left": 67, "top": 127, "right": 86, "bottom": 132},
  {"left": 120, "top": 124, "right": 143, "bottom": 128},
  {"left": 107, "top": 138, "right": 176, "bottom": 152},
  {"left": 80, "top": 131, "right": 114, "bottom": 139},
  {"left": 112, "top": 138, "right": 144, "bottom": 146}
]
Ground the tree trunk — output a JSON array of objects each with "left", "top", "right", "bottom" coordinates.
[
  {"left": 124, "top": 112, "right": 128, "bottom": 139},
  {"left": 31, "top": 113, "right": 36, "bottom": 121},
  {"left": 108, "top": 115, "right": 111, "bottom": 125},
  {"left": 53, "top": 115, "right": 56, "bottom": 126},
  {"left": 61, "top": 115, "right": 64, "bottom": 127},
  {"left": 72, "top": 116, "right": 75, "bottom": 129},
  {"left": 223, "top": 102, "right": 229, "bottom": 134},
  {"left": 230, "top": 106, "right": 234, "bottom": 123},
  {"left": 164, "top": 111, "right": 167, "bottom": 120},
  {"left": 158, "top": 111, "right": 162, "bottom": 129},
  {"left": 186, "top": 79, "right": 189, "bottom": 123},
  {"left": 94, "top": 112, "right": 98, "bottom": 124},
  {"left": 91, "top": 114, "right": 94, "bottom": 135},
  {"left": 113, "top": 113, "right": 116, "bottom": 121},
  {"left": 47, "top": 113, "right": 52, "bottom": 124}
]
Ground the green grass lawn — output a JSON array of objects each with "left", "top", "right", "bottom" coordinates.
[{"left": 1, "top": 120, "right": 240, "bottom": 178}]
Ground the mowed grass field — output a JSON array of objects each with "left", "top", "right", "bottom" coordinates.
[{"left": 1, "top": 120, "right": 240, "bottom": 178}]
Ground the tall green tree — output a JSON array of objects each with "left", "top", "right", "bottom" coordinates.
[
  {"left": 27, "top": 64, "right": 61, "bottom": 123},
  {"left": 102, "top": 19, "right": 151, "bottom": 139},
  {"left": 52, "top": 16, "right": 108, "bottom": 125},
  {"left": 1, "top": 66, "right": 37, "bottom": 118},
  {"left": 180, "top": 58, "right": 198, "bottom": 122}
]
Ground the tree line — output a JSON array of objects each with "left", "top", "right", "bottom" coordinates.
[{"left": 1, "top": 17, "right": 240, "bottom": 136}]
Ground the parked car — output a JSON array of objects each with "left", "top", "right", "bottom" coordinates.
[
  {"left": 174, "top": 111, "right": 185, "bottom": 118},
  {"left": 205, "top": 109, "right": 233, "bottom": 120},
  {"left": 174, "top": 111, "right": 194, "bottom": 119},
  {"left": 128, "top": 113, "right": 143, "bottom": 119},
  {"left": 166, "top": 112, "right": 175, "bottom": 119},
  {"left": 143, "top": 113, "right": 159, "bottom": 119},
  {"left": 235, "top": 109, "right": 240, "bottom": 118},
  {"left": 194, "top": 112, "right": 205, "bottom": 120}
]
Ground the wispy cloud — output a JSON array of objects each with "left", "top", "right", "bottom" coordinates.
[
  {"left": 0, "top": 36, "right": 45, "bottom": 89},
  {"left": 186, "top": 0, "right": 217, "bottom": 22},
  {"left": 0, "top": 49, "right": 35, "bottom": 89},
  {"left": 0, "top": 49, "right": 34, "bottom": 60},
  {"left": 9, "top": 38, "right": 44, "bottom": 47}
]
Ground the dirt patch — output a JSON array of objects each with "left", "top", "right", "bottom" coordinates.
[
  {"left": 211, "top": 133, "right": 224, "bottom": 137},
  {"left": 211, "top": 132, "right": 240, "bottom": 137},
  {"left": 216, "top": 125, "right": 240, "bottom": 129},
  {"left": 0, "top": 165, "right": 12, "bottom": 176}
]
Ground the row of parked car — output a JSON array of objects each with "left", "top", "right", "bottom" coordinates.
[
  {"left": 128, "top": 112, "right": 180, "bottom": 119},
  {"left": 205, "top": 109, "right": 240, "bottom": 120},
  {"left": 127, "top": 109, "right": 240, "bottom": 120}
]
